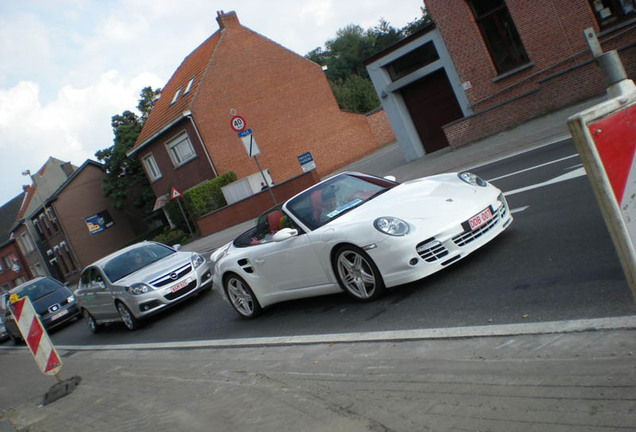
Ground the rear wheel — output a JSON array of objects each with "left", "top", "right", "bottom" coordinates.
[
  {"left": 82, "top": 309, "right": 102, "bottom": 333},
  {"left": 116, "top": 302, "right": 141, "bottom": 330},
  {"left": 333, "top": 245, "right": 385, "bottom": 301},
  {"left": 224, "top": 274, "right": 262, "bottom": 319}
]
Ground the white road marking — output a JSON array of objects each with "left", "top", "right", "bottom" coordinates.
[
  {"left": 510, "top": 206, "right": 529, "bottom": 214},
  {"left": 37, "top": 316, "right": 636, "bottom": 351},
  {"left": 504, "top": 166, "right": 587, "bottom": 197},
  {"left": 488, "top": 154, "right": 580, "bottom": 182}
]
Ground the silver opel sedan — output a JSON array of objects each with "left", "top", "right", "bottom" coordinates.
[{"left": 76, "top": 241, "right": 212, "bottom": 332}]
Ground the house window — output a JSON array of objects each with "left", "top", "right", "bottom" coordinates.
[
  {"left": 142, "top": 154, "right": 162, "bottom": 181},
  {"left": 170, "top": 86, "right": 182, "bottom": 104},
  {"left": 21, "top": 232, "right": 34, "bottom": 252},
  {"left": 166, "top": 133, "right": 196, "bottom": 167},
  {"left": 34, "top": 263, "right": 44, "bottom": 276},
  {"left": 467, "top": 0, "right": 529, "bottom": 74},
  {"left": 386, "top": 42, "right": 439, "bottom": 82},
  {"left": 589, "top": 0, "right": 636, "bottom": 27},
  {"left": 184, "top": 77, "right": 195, "bottom": 94}
]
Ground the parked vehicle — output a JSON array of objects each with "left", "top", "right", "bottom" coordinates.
[
  {"left": 0, "top": 316, "right": 9, "bottom": 343},
  {"left": 211, "top": 171, "right": 513, "bottom": 319},
  {"left": 1, "top": 277, "right": 80, "bottom": 343},
  {"left": 75, "top": 241, "right": 212, "bottom": 332}
]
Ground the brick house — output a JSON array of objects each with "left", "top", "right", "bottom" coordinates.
[
  {"left": 10, "top": 157, "right": 77, "bottom": 284},
  {"left": 128, "top": 10, "right": 389, "bottom": 205},
  {"left": 36, "top": 160, "right": 143, "bottom": 285},
  {"left": 0, "top": 193, "right": 31, "bottom": 292},
  {"left": 366, "top": 0, "right": 636, "bottom": 160}
]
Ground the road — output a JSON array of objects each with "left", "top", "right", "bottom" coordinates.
[{"left": 35, "top": 139, "right": 636, "bottom": 347}]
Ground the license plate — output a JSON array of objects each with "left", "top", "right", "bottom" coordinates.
[
  {"left": 467, "top": 207, "right": 493, "bottom": 231},
  {"left": 51, "top": 309, "right": 68, "bottom": 321},
  {"left": 170, "top": 278, "right": 190, "bottom": 293}
]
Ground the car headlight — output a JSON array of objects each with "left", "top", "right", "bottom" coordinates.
[
  {"left": 374, "top": 217, "right": 410, "bottom": 236},
  {"left": 125, "top": 283, "right": 153, "bottom": 295},
  {"left": 192, "top": 254, "right": 205, "bottom": 269},
  {"left": 66, "top": 295, "right": 75, "bottom": 304},
  {"left": 458, "top": 172, "right": 487, "bottom": 187}
]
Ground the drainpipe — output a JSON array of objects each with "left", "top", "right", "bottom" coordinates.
[{"left": 185, "top": 111, "right": 218, "bottom": 177}]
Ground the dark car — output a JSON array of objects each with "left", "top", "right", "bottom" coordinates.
[{"left": 1, "top": 277, "right": 80, "bottom": 343}]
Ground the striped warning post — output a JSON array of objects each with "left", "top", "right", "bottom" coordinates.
[{"left": 9, "top": 296, "right": 63, "bottom": 376}]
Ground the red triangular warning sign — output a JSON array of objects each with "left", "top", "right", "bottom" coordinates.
[{"left": 170, "top": 187, "right": 182, "bottom": 200}]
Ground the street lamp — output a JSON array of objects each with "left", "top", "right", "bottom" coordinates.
[{"left": 22, "top": 169, "right": 51, "bottom": 220}]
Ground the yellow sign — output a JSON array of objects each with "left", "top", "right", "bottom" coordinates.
[{"left": 9, "top": 293, "right": 19, "bottom": 304}]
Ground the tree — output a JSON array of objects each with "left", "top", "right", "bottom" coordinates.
[
  {"left": 95, "top": 87, "right": 160, "bottom": 216},
  {"left": 305, "top": 9, "right": 432, "bottom": 113}
]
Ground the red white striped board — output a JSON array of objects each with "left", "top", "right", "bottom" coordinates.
[{"left": 9, "top": 296, "right": 63, "bottom": 376}]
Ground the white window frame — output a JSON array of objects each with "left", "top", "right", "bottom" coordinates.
[
  {"left": 20, "top": 232, "right": 34, "bottom": 253},
  {"left": 170, "top": 86, "right": 182, "bottom": 104},
  {"left": 142, "top": 153, "right": 162, "bottom": 181},
  {"left": 184, "top": 77, "right": 195, "bottom": 95},
  {"left": 166, "top": 133, "right": 196, "bottom": 167}
]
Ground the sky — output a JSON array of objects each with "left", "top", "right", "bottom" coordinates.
[{"left": 0, "top": 0, "right": 424, "bottom": 205}]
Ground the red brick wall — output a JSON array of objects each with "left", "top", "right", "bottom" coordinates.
[
  {"left": 142, "top": 118, "right": 216, "bottom": 198},
  {"left": 191, "top": 16, "right": 383, "bottom": 183},
  {"left": 53, "top": 164, "right": 138, "bottom": 272},
  {"left": 196, "top": 170, "right": 320, "bottom": 236},
  {"left": 425, "top": 0, "right": 636, "bottom": 147},
  {"left": 366, "top": 109, "right": 396, "bottom": 146}
]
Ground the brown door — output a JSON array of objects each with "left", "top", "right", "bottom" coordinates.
[{"left": 400, "top": 68, "right": 463, "bottom": 153}]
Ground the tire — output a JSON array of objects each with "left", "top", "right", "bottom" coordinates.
[
  {"left": 82, "top": 309, "right": 101, "bottom": 333},
  {"left": 8, "top": 331, "right": 21, "bottom": 345},
  {"left": 224, "top": 273, "right": 262, "bottom": 319},
  {"left": 116, "top": 302, "right": 141, "bottom": 330},
  {"left": 333, "top": 245, "right": 385, "bottom": 301}
]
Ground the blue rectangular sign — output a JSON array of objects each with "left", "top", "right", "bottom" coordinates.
[
  {"left": 297, "top": 152, "right": 313, "bottom": 165},
  {"left": 237, "top": 128, "right": 252, "bottom": 138}
]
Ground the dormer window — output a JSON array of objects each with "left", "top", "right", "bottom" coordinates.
[
  {"left": 170, "top": 87, "right": 182, "bottom": 105},
  {"left": 184, "top": 77, "right": 195, "bottom": 95}
]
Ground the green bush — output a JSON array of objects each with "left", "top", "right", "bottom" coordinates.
[
  {"left": 183, "top": 171, "right": 237, "bottom": 219},
  {"left": 153, "top": 228, "right": 188, "bottom": 246}
]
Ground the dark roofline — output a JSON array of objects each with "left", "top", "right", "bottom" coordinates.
[
  {"left": 363, "top": 22, "right": 436, "bottom": 66},
  {"left": 44, "top": 159, "right": 105, "bottom": 206}
]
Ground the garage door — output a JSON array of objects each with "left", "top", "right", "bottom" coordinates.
[{"left": 400, "top": 68, "right": 464, "bottom": 153}]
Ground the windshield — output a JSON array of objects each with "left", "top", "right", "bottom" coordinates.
[
  {"left": 14, "top": 278, "right": 63, "bottom": 302},
  {"left": 287, "top": 173, "right": 397, "bottom": 230},
  {"left": 103, "top": 243, "right": 176, "bottom": 281}
]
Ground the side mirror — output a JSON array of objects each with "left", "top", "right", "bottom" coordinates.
[
  {"left": 272, "top": 228, "right": 298, "bottom": 242},
  {"left": 172, "top": 244, "right": 182, "bottom": 251},
  {"left": 383, "top": 175, "right": 397, "bottom": 182},
  {"left": 96, "top": 280, "right": 107, "bottom": 290}
]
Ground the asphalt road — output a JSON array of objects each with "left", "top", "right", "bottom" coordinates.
[{"left": 25, "top": 139, "right": 636, "bottom": 347}]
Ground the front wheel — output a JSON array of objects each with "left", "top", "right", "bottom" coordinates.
[
  {"left": 224, "top": 274, "right": 262, "bottom": 319},
  {"left": 116, "top": 302, "right": 141, "bottom": 330},
  {"left": 82, "top": 309, "right": 102, "bottom": 333},
  {"left": 333, "top": 246, "right": 385, "bottom": 301}
]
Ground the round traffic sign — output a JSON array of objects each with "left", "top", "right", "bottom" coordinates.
[{"left": 230, "top": 115, "right": 247, "bottom": 132}]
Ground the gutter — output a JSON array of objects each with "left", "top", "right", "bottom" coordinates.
[{"left": 127, "top": 112, "right": 191, "bottom": 157}]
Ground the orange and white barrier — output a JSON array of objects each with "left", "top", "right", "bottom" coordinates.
[{"left": 9, "top": 295, "right": 63, "bottom": 376}]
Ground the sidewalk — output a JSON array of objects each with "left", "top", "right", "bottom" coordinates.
[{"left": 1, "top": 327, "right": 634, "bottom": 431}]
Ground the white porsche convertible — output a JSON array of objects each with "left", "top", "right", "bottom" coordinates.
[{"left": 211, "top": 171, "right": 512, "bottom": 319}]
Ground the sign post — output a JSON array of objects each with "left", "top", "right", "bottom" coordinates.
[
  {"left": 567, "top": 29, "right": 636, "bottom": 299},
  {"left": 8, "top": 295, "right": 81, "bottom": 405},
  {"left": 170, "top": 187, "right": 194, "bottom": 236},
  {"left": 230, "top": 111, "right": 276, "bottom": 205}
]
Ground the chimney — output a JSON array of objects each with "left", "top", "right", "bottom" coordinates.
[{"left": 216, "top": 10, "right": 240, "bottom": 30}]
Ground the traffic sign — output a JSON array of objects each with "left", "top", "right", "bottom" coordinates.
[
  {"left": 240, "top": 133, "right": 260, "bottom": 157},
  {"left": 297, "top": 152, "right": 316, "bottom": 172},
  {"left": 170, "top": 187, "right": 182, "bottom": 200},
  {"left": 238, "top": 128, "right": 252, "bottom": 138},
  {"left": 230, "top": 115, "right": 247, "bottom": 132}
]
